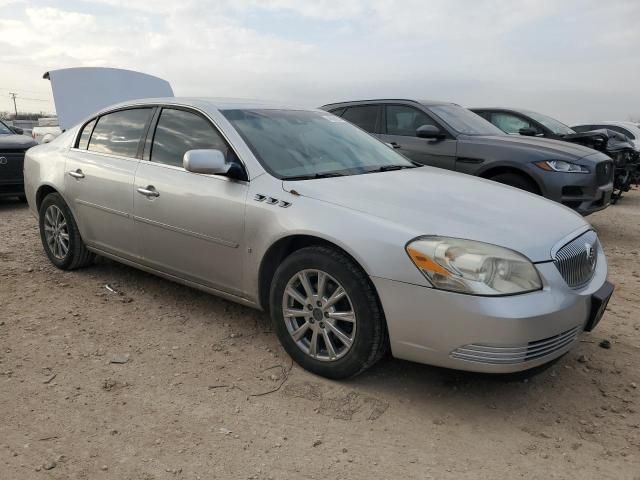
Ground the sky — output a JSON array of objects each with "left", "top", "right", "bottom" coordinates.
[{"left": 1, "top": 0, "right": 639, "bottom": 124}]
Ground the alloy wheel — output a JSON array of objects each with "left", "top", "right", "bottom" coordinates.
[
  {"left": 282, "top": 269, "right": 356, "bottom": 362},
  {"left": 43, "top": 205, "right": 70, "bottom": 260}
]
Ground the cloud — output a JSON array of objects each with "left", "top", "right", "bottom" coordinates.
[{"left": 0, "top": 0, "right": 639, "bottom": 121}]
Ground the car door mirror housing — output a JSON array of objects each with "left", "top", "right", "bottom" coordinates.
[
  {"left": 183, "top": 149, "right": 231, "bottom": 175},
  {"left": 416, "top": 124, "right": 445, "bottom": 139},
  {"left": 41, "top": 133, "right": 55, "bottom": 144},
  {"left": 11, "top": 126, "right": 24, "bottom": 135},
  {"left": 519, "top": 127, "right": 538, "bottom": 136}
]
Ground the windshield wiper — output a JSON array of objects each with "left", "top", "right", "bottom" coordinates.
[
  {"left": 284, "top": 171, "right": 347, "bottom": 181},
  {"left": 364, "top": 164, "right": 420, "bottom": 173}
]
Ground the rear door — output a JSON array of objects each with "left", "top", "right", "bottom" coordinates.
[
  {"left": 378, "top": 104, "right": 457, "bottom": 170},
  {"left": 133, "top": 107, "right": 249, "bottom": 295},
  {"left": 65, "top": 107, "right": 154, "bottom": 259}
]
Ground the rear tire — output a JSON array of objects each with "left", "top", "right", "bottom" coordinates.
[
  {"left": 39, "top": 192, "right": 94, "bottom": 270},
  {"left": 489, "top": 172, "right": 538, "bottom": 194},
  {"left": 269, "top": 246, "right": 388, "bottom": 379}
]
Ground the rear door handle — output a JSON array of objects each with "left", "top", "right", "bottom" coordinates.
[
  {"left": 68, "top": 169, "right": 85, "bottom": 179},
  {"left": 137, "top": 186, "right": 160, "bottom": 198}
]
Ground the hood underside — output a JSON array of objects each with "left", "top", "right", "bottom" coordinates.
[
  {"left": 44, "top": 67, "right": 174, "bottom": 130},
  {"left": 564, "top": 129, "right": 634, "bottom": 154},
  {"left": 284, "top": 167, "right": 588, "bottom": 263}
]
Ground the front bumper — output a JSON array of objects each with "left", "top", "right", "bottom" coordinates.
[
  {"left": 529, "top": 161, "right": 613, "bottom": 216},
  {"left": 372, "top": 244, "right": 609, "bottom": 373}
]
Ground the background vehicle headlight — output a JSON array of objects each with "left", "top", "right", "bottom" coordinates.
[
  {"left": 535, "top": 160, "right": 589, "bottom": 173},
  {"left": 406, "top": 236, "right": 542, "bottom": 296}
]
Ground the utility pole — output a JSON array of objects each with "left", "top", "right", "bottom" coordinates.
[{"left": 9, "top": 92, "right": 18, "bottom": 118}]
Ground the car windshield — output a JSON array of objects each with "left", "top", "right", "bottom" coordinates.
[
  {"left": 222, "top": 109, "right": 416, "bottom": 179},
  {"left": 0, "top": 121, "right": 12, "bottom": 135},
  {"left": 522, "top": 110, "right": 575, "bottom": 136},
  {"left": 428, "top": 105, "right": 505, "bottom": 136}
]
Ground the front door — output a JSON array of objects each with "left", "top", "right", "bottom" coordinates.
[
  {"left": 379, "top": 104, "right": 457, "bottom": 170},
  {"left": 133, "top": 107, "right": 249, "bottom": 295},
  {"left": 64, "top": 108, "right": 153, "bottom": 259}
]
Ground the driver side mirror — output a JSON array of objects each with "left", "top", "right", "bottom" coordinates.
[
  {"left": 519, "top": 127, "right": 538, "bottom": 136},
  {"left": 416, "top": 124, "right": 445, "bottom": 140},
  {"left": 183, "top": 149, "right": 231, "bottom": 175},
  {"left": 11, "top": 126, "right": 24, "bottom": 135}
]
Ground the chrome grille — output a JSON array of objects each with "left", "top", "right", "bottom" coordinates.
[
  {"left": 595, "top": 161, "right": 613, "bottom": 186},
  {"left": 553, "top": 230, "right": 598, "bottom": 288},
  {"left": 450, "top": 326, "right": 581, "bottom": 365}
]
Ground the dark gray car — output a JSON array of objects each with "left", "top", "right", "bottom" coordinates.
[
  {"left": 0, "top": 120, "right": 37, "bottom": 200},
  {"left": 320, "top": 100, "right": 614, "bottom": 215}
]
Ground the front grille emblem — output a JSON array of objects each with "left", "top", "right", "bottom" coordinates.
[{"left": 0, "top": 157, "right": 7, "bottom": 165}]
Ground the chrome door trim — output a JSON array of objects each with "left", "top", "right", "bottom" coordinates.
[
  {"left": 132, "top": 215, "right": 239, "bottom": 248},
  {"left": 136, "top": 159, "right": 247, "bottom": 184},
  {"left": 75, "top": 199, "right": 130, "bottom": 218},
  {"left": 68, "top": 148, "right": 141, "bottom": 164}
]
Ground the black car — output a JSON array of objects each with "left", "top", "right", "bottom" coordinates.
[
  {"left": 0, "top": 120, "right": 37, "bottom": 200},
  {"left": 471, "top": 108, "right": 637, "bottom": 202},
  {"left": 321, "top": 99, "right": 613, "bottom": 215}
]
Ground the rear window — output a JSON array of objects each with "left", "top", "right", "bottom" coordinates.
[
  {"left": 88, "top": 108, "right": 152, "bottom": 158},
  {"left": 341, "top": 105, "right": 380, "bottom": 133}
]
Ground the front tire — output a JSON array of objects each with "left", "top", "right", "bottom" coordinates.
[
  {"left": 489, "top": 172, "right": 538, "bottom": 194},
  {"left": 270, "top": 246, "right": 388, "bottom": 379},
  {"left": 39, "top": 192, "right": 94, "bottom": 270}
]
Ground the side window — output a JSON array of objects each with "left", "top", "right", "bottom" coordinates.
[
  {"left": 490, "top": 112, "right": 533, "bottom": 134},
  {"left": 88, "top": 108, "right": 152, "bottom": 158},
  {"left": 571, "top": 124, "right": 593, "bottom": 133},
  {"left": 329, "top": 107, "right": 346, "bottom": 116},
  {"left": 386, "top": 105, "right": 436, "bottom": 137},
  {"left": 76, "top": 119, "right": 96, "bottom": 149},
  {"left": 150, "top": 108, "right": 233, "bottom": 168},
  {"left": 342, "top": 105, "right": 379, "bottom": 133}
]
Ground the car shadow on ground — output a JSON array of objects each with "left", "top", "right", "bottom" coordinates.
[{"left": 0, "top": 197, "right": 28, "bottom": 211}]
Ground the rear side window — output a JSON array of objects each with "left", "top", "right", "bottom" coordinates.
[
  {"left": 342, "top": 105, "right": 380, "bottom": 133},
  {"left": 490, "top": 112, "right": 533, "bottom": 134},
  {"left": 386, "top": 105, "right": 437, "bottom": 136},
  {"left": 76, "top": 119, "right": 96, "bottom": 149},
  {"left": 150, "top": 108, "right": 233, "bottom": 168},
  {"left": 571, "top": 125, "right": 593, "bottom": 133},
  {"left": 88, "top": 108, "right": 152, "bottom": 158},
  {"left": 604, "top": 125, "right": 635, "bottom": 140}
]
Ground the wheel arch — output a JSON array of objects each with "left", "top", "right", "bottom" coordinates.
[
  {"left": 478, "top": 165, "right": 543, "bottom": 195},
  {"left": 257, "top": 234, "right": 379, "bottom": 313},
  {"left": 35, "top": 184, "right": 61, "bottom": 212}
]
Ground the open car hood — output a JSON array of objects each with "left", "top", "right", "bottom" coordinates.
[
  {"left": 44, "top": 67, "right": 174, "bottom": 130},
  {"left": 564, "top": 128, "right": 634, "bottom": 154}
]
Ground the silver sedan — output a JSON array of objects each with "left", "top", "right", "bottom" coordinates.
[{"left": 24, "top": 98, "right": 614, "bottom": 379}]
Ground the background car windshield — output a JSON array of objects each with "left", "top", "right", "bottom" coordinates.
[
  {"left": 222, "top": 109, "right": 413, "bottom": 178},
  {"left": 523, "top": 110, "right": 575, "bottom": 136},
  {"left": 429, "top": 105, "right": 505, "bottom": 136},
  {"left": 0, "top": 121, "right": 12, "bottom": 135}
]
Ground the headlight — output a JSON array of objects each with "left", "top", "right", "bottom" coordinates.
[
  {"left": 535, "top": 160, "right": 589, "bottom": 173},
  {"left": 406, "top": 236, "right": 542, "bottom": 296}
]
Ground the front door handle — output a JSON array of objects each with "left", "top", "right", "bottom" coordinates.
[
  {"left": 137, "top": 186, "right": 160, "bottom": 198},
  {"left": 68, "top": 169, "right": 85, "bottom": 179},
  {"left": 389, "top": 142, "right": 402, "bottom": 149}
]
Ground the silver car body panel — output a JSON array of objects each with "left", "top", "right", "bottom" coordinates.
[{"left": 23, "top": 97, "right": 609, "bottom": 373}]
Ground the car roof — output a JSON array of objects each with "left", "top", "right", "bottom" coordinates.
[
  {"left": 93, "top": 97, "right": 322, "bottom": 116},
  {"left": 321, "top": 99, "right": 458, "bottom": 109}
]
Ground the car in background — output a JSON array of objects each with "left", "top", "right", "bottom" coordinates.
[
  {"left": 572, "top": 121, "right": 640, "bottom": 154},
  {"left": 31, "top": 117, "right": 62, "bottom": 144},
  {"left": 24, "top": 97, "right": 613, "bottom": 379},
  {"left": 321, "top": 100, "right": 613, "bottom": 215},
  {"left": 472, "top": 107, "right": 637, "bottom": 202},
  {"left": 0, "top": 119, "right": 37, "bottom": 200}
]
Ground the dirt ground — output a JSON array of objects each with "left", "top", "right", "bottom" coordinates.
[{"left": 1, "top": 191, "right": 639, "bottom": 480}]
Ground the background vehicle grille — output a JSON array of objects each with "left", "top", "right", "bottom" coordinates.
[
  {"left": 596, "top": 161, "right": 613, "bottom": 185},
  {"left": 450, "top": 326, "right": 581, "bottom": 365},
  {"left": 553, "top": 230, "right": 598, "bottom": 288}
]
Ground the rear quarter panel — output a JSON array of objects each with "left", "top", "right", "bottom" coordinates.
[{"left": 24, "top": 128, "right": 77, "bottom": 217}]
